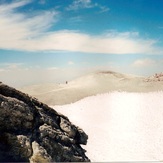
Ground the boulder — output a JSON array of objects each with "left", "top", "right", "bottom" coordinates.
[{"left": 0, "top": 82, "right": 90, "bottom": 162}]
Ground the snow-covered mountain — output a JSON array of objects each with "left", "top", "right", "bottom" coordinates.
[
  {"left": 20, "top": 71, "right": 163, "bottom": 105},
  {"left": 53, "top": 92, "right": 163, "bottom": 162},
  {"left": 19, "top": 71, "right": 163, "bottom": 161}
]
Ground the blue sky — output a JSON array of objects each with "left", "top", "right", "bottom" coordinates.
[{"left": 1, "top": 0, "right": 163, "bottom": 87}]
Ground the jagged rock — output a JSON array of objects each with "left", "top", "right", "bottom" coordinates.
[
  {"left": 60, "top": 117, "right": 77, "bottom": 138},
  {"left": 0, "top": 82, "right": 90, "bottom": 162},
  {"left": 75, "top": 127, "right": 88, "bottom": 145}
]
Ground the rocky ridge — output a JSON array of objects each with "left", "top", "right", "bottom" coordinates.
[
  {"left": 144, "top": 73, "right": 163, "bottom": 82},
  {"left": 0, "top": 82, "right": 90, "bottom": 162}
]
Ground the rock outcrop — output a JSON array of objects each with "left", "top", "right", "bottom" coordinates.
[
  {"left": 144, "top": 72, "right": 163, "bottom": 82},
  {"left": 0, "top": 82, "right": 90, "bottom": 162}
]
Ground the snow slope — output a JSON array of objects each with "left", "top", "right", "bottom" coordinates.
[
  {"left": 21, "top": 71, "right": 163, "bottom": 105},
  {"left": 53, "top": 92, "right": 163, "bottom": 162}
]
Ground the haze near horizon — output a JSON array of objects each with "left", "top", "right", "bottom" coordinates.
[{"left": 0, "top": 0, "right": 163, "bottom": 87}]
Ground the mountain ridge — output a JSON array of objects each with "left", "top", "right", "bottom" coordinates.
[{"left": 20, "top": 71, "right": 163, "bottom": 105}]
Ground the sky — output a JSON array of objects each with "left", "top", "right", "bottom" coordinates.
[{"left": 1, "top": 0, "right": 163, "bottom": 87}]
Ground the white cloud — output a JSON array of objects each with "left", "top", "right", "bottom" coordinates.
[
  {"left": 0, "top": 0, "right": 31, "bottom": 12},
  {"left": 98, "top": 5, "right": 110, "bottom": 13},
  {"left": 94, "top": 3, "right": 110, "bottom": 13},
  {"left": 0, "top": 1, "right": 163, "bottom": 55},
  {"left": 66, "top": 0, "right": 109, "bottom": 13},
  {"left": 0, "top": 63, "right": 24, "bottom": 69},
  {"left": 132, "top": 59, "right": 157, "bottom": 67},
  {"left": 29, "top": 30, "right": 162, "bottom": 55},
  {"left": 130, "top": 59, "right": 163, "bottom": 76},
  {"left": 0, "top": 0, "right": 58, "bottom": 49},
  {"left": 66, "top": 0, "right": 93, "bottom": 10}
]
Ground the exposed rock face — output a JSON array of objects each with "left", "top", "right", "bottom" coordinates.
[{"left": 0, "top": 82, "right": 90, "bottom": 162}]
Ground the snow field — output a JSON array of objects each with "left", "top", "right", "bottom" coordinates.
[{"left": 53, "top": 92, "right": 163, "bottom": 162}]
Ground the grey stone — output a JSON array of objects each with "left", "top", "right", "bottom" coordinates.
[{"left": 0, "top": 82, "right": 90, "bottom": 162}]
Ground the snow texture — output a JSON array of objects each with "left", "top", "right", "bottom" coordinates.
[{"left": 53, "top": 92, "right": 163, "bottom": 162}]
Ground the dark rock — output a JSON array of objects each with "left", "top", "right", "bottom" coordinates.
[
  {"left": 75, "top": 127, "right": 88, "bottom": 145},
  {"left": 60, "top": 117, "right": 77, "bottom": 138},
  {"left": 0, "top": 82, "right": 90, "bottom": 162}
]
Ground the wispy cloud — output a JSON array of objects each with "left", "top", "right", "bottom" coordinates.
[
  {"left": 98, "top": 5, "right": 110, "bottom": 13},
  {"left": 0, "top": 0, "right": 58, "bottom": 49},
  {"left": 0, "top": 0, "right": 31, "bottom": 12},
  {"left": 130, "top": 58, "right": 163, "bottom": 76},
  {"left": 132, "top": 59, "right": 157, "bottom": 67},
  {"left": 68, "top": 16, "right": 83, "bottom": 23},
  {"left": 0, "top": 1, "right": 163, "bottom": 55},
  {"left": 66, "top": 0, "right": 93, "bottom": 10},
  {"left": 26, "top": 30, "right": 163, "bottom": 54},
  {"left": 66, "top": 0, "right": 109, "bottom": 13},
  {"left": 0, "top": 62, "right": 24, "bottom": 70}
]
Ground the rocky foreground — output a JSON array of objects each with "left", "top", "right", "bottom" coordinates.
[{"left": 0, "top": 82, "right": 90, "bottom": 162}]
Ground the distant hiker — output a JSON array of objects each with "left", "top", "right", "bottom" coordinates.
[
  {"left": 66, "top": 81, "right": 68, "bottom": 84},
  {"left": 155, "top": 73, "right": 158, "bottom": 78}
]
